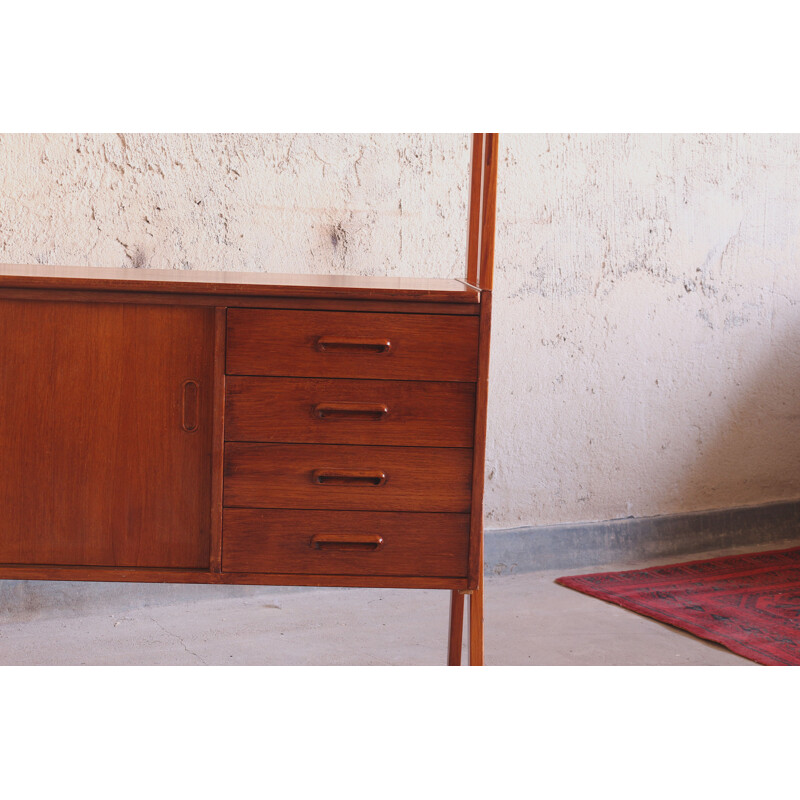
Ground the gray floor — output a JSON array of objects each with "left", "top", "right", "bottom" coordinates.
[{"left": 0, "top": 545, "right": 767, "bottom": 666}]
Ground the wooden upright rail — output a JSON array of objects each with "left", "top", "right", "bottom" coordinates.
[
  {"left": 466, "top": 133, "right": 499, "bottom": 290},
  {"left": 450, "top": 132, "right": 498, "bottom": 666}
]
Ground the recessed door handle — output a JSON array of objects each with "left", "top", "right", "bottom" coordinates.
[{"left": 182, "top": 380, "right": 199, "bottom": 432}]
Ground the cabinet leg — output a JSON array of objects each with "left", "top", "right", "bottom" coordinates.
[
  {"left": 448, "top": 590, "right": 465, "bottom": 666},
  {"left": 468, "top": 582, "right": 484, "bottom": 666}
]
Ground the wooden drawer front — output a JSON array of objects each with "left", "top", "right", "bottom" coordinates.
[
  {"left": 226, "top": 308, "right": 479, "bottom": 382},
  {"left": 225, "top": 377, "right": 476, "bottom": 448},
  {"left": 223, "top": 509, "right": 469, "bottom": 577},
  {"left": 224, "top": 443, "right": 473, "bottom": 512}
]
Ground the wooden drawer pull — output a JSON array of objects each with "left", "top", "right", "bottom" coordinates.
[
  {"left": 314, "top": 402, "right": 389, "bottom": 420},
  {"left": 315, "top": 337, "right": 392, "bottom": 354},
  {"left": 312, "top": 469, "right": 387, "bottom": 487},
  {"left": 310, "top": 533, "right": 384, "bottom": 551},
  {"left": 181, "top": 380, "right": 199, "bottom": 432}
]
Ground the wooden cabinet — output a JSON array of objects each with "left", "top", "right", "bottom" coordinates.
[
  {"left": 0, "top": 278, "right": 487, "bottom": 662},
  {"left": 0, "top": 133, "right": 498, "bottom": 665}
]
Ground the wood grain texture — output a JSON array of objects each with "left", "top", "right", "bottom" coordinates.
[
  {"left": 226, "top": 308, "right": 479, "bottom": 382},
  {"left": 0, "top": 287, "right": 479, "bottom": 315},
  {"left": 0, "top": 563, "right": 468, "bottom": 590},
  {"left": 225, "top": 376, "right": 476, "bottom": 448},
  {"left": 0, "top": 298, "right": 214, "bottom": 568},
  {"left": 224, "top": 443, "right": 473, "bottom": 512},
  {"left": 0, "top": 263, "right": 477, "bottom": 302},
  {"left": 222, "top": 509, "right": 469, "bottom": 577}
]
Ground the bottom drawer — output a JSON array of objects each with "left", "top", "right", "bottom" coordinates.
[{"left": 223, "top": 509, "right": 469, "bottom": 577}]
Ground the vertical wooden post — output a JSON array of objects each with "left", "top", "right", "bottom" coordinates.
[
  {"left": 460, "top": 133, "right": 498, "bottom": 666},
  {"left": 469, "top": 586, "right": 484, "bottom": 666},
  {"left": 448, "top": 590, "right": 466, "bottom": 665},
  {"left": 465, "top": 291, "right": 492, "bottom": 667},
  {"left": 478, "top": 133, "right": 499, "bottom": 292},
  {"left": 466, "top": 133, "right": 485, "bottom": 287}
]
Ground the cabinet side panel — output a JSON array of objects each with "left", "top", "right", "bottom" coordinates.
[{"left": 0, "top": 299, "right": 214, "bottom": 568}]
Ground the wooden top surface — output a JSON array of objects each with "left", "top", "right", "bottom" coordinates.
[{"left": 0, "top": 263, "right": 480, "bottom": 303}]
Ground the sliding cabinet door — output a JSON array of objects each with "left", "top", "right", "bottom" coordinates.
[{"left": 0, "top": 299, "right": 214, "bottom": 568}]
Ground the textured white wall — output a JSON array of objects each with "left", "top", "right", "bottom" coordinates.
[
  {"left": 2, "top": 133, "right": 800, "bottom": 529},
  {"left": 490, "top": 134, "right": 800, "bottom": 528},
  {"left": 0, "top": 133, "right": 470, "bottom": 278}
]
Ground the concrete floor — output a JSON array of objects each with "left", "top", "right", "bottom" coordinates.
[{"left": 0, "top": 551, "right": 757, "bottom": 666}]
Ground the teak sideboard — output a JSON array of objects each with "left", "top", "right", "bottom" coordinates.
[{"left": 0, "top": 133, "right": 498, "bottom": 665}]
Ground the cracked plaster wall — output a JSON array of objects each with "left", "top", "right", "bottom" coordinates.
[
  {"left": 2, "top": 133, "right": 800, "bottom": 530},
  {"left": 0, "top": 133, "right": 470, "bottom": 278}
]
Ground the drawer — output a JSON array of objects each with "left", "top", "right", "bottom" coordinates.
[
  {"left": 225, "top": 377, "right": 476, "bottom": 448},
  {"left": 224, "top": 443, "right": 473, "bottom": 512},
  {"left": 222, "top": 509, "right": 470, "bottom": 577},
  {"left": 226, "top": 308, "right": 479, "bottom": 382}
]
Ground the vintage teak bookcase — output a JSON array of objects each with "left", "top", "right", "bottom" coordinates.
[{"left": 0, "top": 133, "right": 498, "bottom": 665}]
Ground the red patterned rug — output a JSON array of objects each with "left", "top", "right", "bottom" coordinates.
[{"left": 556, "top": 546, "right": 800, "bottom": 665}]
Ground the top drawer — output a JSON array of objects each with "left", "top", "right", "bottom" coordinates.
[{"left": 226, "top": 309, "right": 479, "bottom": 382}]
